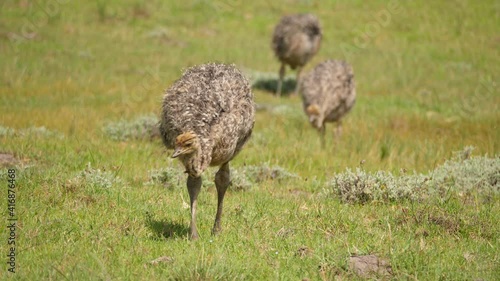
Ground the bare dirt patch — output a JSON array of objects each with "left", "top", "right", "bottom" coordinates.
[
  {"left": 0, "top": 153, "right": 20, "bottom": 167},
  {"left": 349, "top": 254, "right": 393, "bottom": 278}
]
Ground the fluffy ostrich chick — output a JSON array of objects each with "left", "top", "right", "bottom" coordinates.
[
  {"left": 272, "top": 13, "right": 322, "bottom": 96},
  {"left": 159, "top": 63, "right": 255, "bottom": 239},
  {"left": 300, "top": 60, "right": 356, "bottom": 147}
]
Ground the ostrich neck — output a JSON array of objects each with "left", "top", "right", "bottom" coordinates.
[{"left": 180, "top": 146, "right": 203, "bottom": 177}]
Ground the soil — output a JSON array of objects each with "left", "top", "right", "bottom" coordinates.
[
  {"left": 349, "top": 254, "right": 393, "bottom": 278},
  {"left": 0, "top": 153, "right": 19, "bottom": 167}
]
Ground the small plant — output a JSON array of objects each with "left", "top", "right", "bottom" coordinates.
[
  {"left": 0, "top": 126, "right": 15, "bottom": 136},
  {"left": 229, "top": 168, "right": 253, "bottom": 191},
  {"left": 81, "top": 163, "right": 122, "bottom": 189},
  {"left": 103, "top": 115, "right": 159, "bottom": 141},
  {"left": 185, "top": 164, "right": 300, "bottom": 192},
  {"left": 24, "top": 127, "right": 63, "bottom": 138},
  {"left": 0, "top": 125, "right": 63, "bottom": 138},
  {"left": 329, "top": 147, "right": 499, "bottom": 204},
  {"left": 243, "top": 163, "right": 300, "bottom": 183},
  {"left": 146, "top": 167, "right": 183, "bottom": 189},
  {"left": 428, "top": 146, "right": 499, "bottom": 196},
  {"left": 66, "top": 163, "right": 123, "bottom": 193},
  {"left": 329, "top": 167, "right": 377, "bottom": 204},
  {"left": 328, "top": 168, "right": 425, "bottom": 203}
]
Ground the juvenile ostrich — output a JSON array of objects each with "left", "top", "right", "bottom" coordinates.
[
  {"left": 272, "top": 13, "right": 322, "bottom": 96},
  {"left": 159, "top": 63, "right": 255, "bottom": 240},
  {"left": 300, "top": 60, "right": 356, "bottom": 147}
]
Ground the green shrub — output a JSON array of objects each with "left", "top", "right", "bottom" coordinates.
[
  {"left": 329, "top": 147, "right": 499, "bottom": 204},
  {"left": 429, "top": 147, "right": 499, "bottom": 196},
  {"left": 103, "top": 115, "right": 159, "bottom": 141},
  {"left": 229, "top": 168, "right": 253, "bottom": 191}
]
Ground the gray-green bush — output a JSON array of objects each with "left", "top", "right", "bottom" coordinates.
[
  {"left": 103, "top": 115, "right": 159, "bottom": 141},
  {"left": 329, "top": 147, "right": 499, "bottom": 204}
]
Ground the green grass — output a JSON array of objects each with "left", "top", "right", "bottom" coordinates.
[{"left": 1, "top": 0, "right": 499, "bottom": 279}]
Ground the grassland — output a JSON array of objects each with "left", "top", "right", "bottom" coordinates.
[{"left": 1, "top": 0, "right": 499, "bottom": 280}]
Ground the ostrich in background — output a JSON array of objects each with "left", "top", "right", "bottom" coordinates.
[
  {"left": 159, "top": 63, "right": 255, "bottom": 240},
  {"left": 272, "top": 13, "right": 322, "bottom": 97},
  {"left": 300, "top": 59, "right": 356, "bottom": 148}
]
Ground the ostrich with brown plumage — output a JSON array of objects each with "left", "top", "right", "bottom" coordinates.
[
  {"left": 300, "top": 59, "right": 356, "bottom": 147},
  {"left": 159, "top": 63, "right": 255, "bottom": 239},
  {"left": 272, "top": 13, "right": 322, "bottom": 96}
]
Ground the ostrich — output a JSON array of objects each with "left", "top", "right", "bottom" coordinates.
[
  {"left": 300, "top": 59, "right": 356, "bottom": 147},
  {"left": 159, "top": 63, "right": 255, "bottom": 240},
  {"left": 272, "top": 13, "right": 322, "bottom": 97}
]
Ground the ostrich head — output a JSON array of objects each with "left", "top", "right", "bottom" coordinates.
[
  {"left": 306, "top": 104, "right": 323, "bottom": 130},
  {"left": 172, "top": 131, "right": 200, "bottom": 158}
]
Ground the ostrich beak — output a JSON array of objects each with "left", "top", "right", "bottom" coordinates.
[{"left": 171, "top": 148, "right": 182, "bottom": 158}]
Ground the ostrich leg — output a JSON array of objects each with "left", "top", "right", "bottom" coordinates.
[
  {"left": 212, "top": 162, "right": 230, "bottom": 235},
  {"left": 319, "top": 125, "right": 326, "bottom": 149},
  {"left": 294, "top": 66, "right": 303, "bottom": 96},
  {"left": 187, "top": 175, "right": 202, "bottom": 240},
  {"left": 335, "top": 120, "right": 343, "bottom": 139},
  {"left": 276, "top": 63, "right": 285, "bottom": 97}
]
